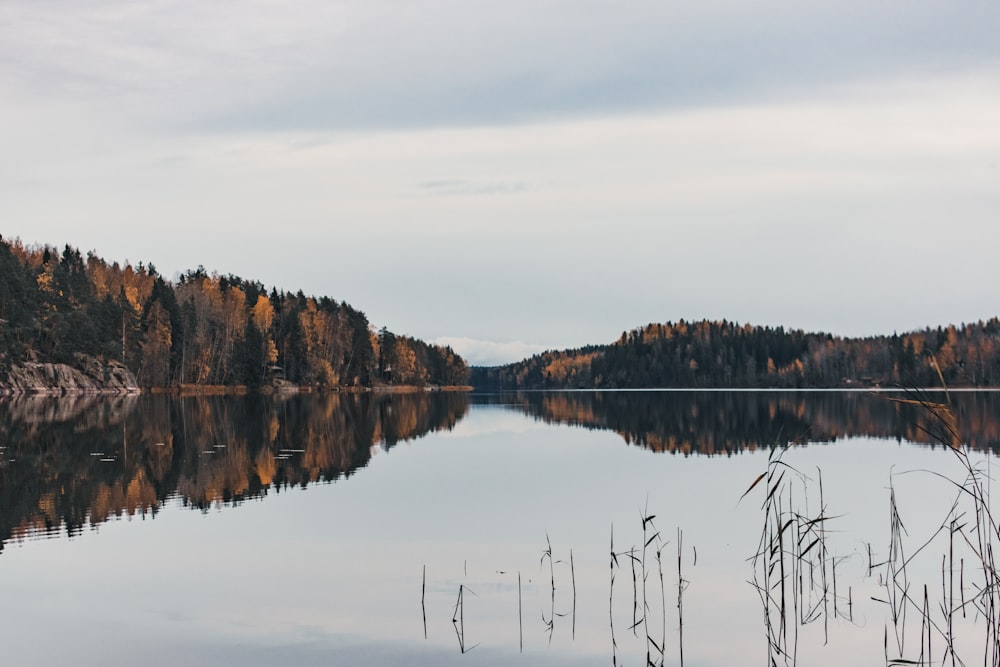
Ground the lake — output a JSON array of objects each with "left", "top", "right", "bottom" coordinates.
[{"left": 2, "top": 389, "right": 1000, "bottom": 666}]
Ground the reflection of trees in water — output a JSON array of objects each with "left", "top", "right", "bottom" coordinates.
[
  {"left": 5, "top": 390, "right": 998, "bottom": 551},
  {"left": 481, "top": 391, "right": 1000, "bottom": 457},
  {"left": 0, "top": 392, "right": 468, "bottom": 550}
]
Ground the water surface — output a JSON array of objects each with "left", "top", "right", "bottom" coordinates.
[{"left": 1, "top": 390, "right": 998, "bottom": 665}]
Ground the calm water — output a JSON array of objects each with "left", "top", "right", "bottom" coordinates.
[{"left": 1, "top": 390, "right": 999, "bottom": 666}]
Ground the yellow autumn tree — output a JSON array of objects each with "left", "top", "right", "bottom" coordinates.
[{"left": 250, "top": 294, "right": 279, "bottom": 375}]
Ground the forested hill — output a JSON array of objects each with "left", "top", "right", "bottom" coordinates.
[
  {"left": 0, "top": 236, "right": 467, "bottom": 390},
  {"left": 471, "top": 319, "right": 1000, "bottom": 389}
]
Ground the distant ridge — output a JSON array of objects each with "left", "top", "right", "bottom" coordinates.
[{"left": 470, "top": 319, "right": 1000, "bottom": 389}]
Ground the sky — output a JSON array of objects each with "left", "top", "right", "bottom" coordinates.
[{"left": 2, "top": 1, "right": 998, "bottom": 366}]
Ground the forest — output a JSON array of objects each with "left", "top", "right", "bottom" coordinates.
[
  {"left": 5, "top": 236, "right": 998, "bottom": 393},
  {"left": 0, "top": 236, "right": 467, "bottom": 389},
  {"left": 471, "top": 319, "right": 1000, "bottom": 389}
]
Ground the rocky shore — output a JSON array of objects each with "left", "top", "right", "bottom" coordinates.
[{"left": 0, "top": 356, "right": 139, "bottom": 395}]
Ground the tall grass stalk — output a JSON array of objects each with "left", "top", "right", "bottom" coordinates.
[
  {"left": 876, "top": 382, "right": 1000, "bottom": 667},
  {"left": 747, "top": 444, "right": 846, "bottom": 666}
]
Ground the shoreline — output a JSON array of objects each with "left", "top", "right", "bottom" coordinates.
[
  {"left": 2, "top": 385, "right": 997, "bottom": 397},
  {"left": 0, "top": 384, "right": 476, "bottom": 397}
]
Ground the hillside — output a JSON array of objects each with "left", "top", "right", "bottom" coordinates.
[
  {"left": 471, "top": 319, "right": 1000, "bottom": 389},
  {"left": 0, "top": 236, "right": 467, "bottom": 392}
]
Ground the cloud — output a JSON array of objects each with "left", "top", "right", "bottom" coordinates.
[
  {"left": 415, "top": 179, "right": 531, "bottom": 197},
  {"left": 4, "top": 0, "right": 998, "bottom": 132},
  {"left": 225, "top": 1, "right": 1000, "bottom": 131},
  {"left": 432, "top": 337, "right": 552, "bottom": 367}
]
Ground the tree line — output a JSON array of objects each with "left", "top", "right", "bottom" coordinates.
[
  {"left": 471, "top": 319, "right": 1000, "bottom": 389},
  {"left": 0, "top": 236, "right": 467, "bottom": 389}
]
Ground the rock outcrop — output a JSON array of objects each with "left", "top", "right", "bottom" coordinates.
[{"left": 0, "top": 355, "right": 139, "bottom": 395}]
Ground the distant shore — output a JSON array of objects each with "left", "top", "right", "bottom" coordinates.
[{"left": 7, "top": 384, "right": 1000, "bottom": 398}]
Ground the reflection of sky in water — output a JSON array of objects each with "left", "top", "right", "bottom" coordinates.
[{"left": 0, "top": 399, "right": 995, "bottom": 665}]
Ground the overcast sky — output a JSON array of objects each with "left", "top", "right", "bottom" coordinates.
[{"left": 2, "top": 1, "right": 998, "bottom": 365}]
